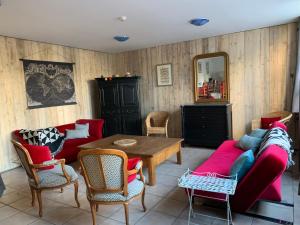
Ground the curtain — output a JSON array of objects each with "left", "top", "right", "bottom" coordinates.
[{"left": 292, "top": 19, "right": 300, "bottom": 113}]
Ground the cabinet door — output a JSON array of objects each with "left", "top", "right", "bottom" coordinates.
[
  {"left": 99, "top": 83, "right": 119, "bottom": 109},
  {"left": 119, "top": 82, "right": 139, "bottom": 107},
  {"left": 102, "top": 114, "right": 122, "bottom": 137},
  {"left": 122, "top": 113, "right": 142, "bottom": 135}
]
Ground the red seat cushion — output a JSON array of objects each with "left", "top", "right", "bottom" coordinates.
[
  {"left": 23, "top": 144, "right": 54, "bottom": 170},
  {"left": 128, "top": 157, "right": 141, "bottom": 183},
  {"left": 261, "top": 117, "right": 281, "bottom": 129}
]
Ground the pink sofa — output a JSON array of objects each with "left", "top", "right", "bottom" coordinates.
[
  {"left": 193, "top": 140, "right": 288, "bottom": 212},
  {"left": 13, "top": 119, "right": 104, "bottom": 163}
]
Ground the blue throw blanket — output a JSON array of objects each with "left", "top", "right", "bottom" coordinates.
[{"left": 256, "top": 127, "right": 294, "bottom": 168}]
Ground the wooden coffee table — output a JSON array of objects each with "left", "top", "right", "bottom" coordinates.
[{"left": 79, "top": 134, "right": 183, "bottom": 186}]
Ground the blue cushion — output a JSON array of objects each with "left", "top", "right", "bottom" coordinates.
[
  {"left": 230, "top": 150, "right": 255, "bottom": 182},
  {"left": 75, "top": 123, "right": 89, "bottom": 137},
  {"left": 235, "top": 135, "right": 262, "bottom": 152},
  {"left": 250, "top": 129, "right": 267, "bottom": 138}
]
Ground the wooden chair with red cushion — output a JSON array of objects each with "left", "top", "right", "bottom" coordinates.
[
  {"left": 251, "top": 111, "right": 293, "bottom": 130},
  {"left": 11, "top": 140, "right": 80, "bottom": 217}
]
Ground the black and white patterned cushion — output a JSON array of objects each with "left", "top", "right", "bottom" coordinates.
[
  {"left": 19, "top": 129, "right": 40, "bottom": 145},
  {"left": 38, "top": 127, "right": 65, "bottom": 155},
  {"left": 19, "top": 127, "right": 65, "bottom": 155}
]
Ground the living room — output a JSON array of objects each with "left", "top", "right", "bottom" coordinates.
[{"left": 0, "top": 0, "right": 300, "bottom": 225}]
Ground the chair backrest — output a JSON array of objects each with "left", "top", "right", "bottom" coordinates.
[
  {"left": 11, "top": 140, "right": 35, "bottom": 180},
  {"left": 146, "top": 111, "right": 169, "bottom": 128},
  {"left": 251, "top": 111, "right": 293, "bottom": 130},
  {"left": 78, "top": 149, "right": 128, "bottom": 196}
]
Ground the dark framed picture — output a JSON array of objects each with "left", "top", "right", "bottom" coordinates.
[
  {"left": 156, "top": 63, "right": 172, "bottom": 86},
  {"left": 22, "top": 59, "right": 76, "bottom": 109}
]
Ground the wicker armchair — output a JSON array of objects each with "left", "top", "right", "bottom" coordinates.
[
  {"left": 78, "top": 149, "right": 146, "bottom": 225},
  {"left": 11, "top": 140, "right": 80, "bottom": 217},
  {"left": 251, "top": 111, "right": 293, "bottom": 130},
  {"left": 145, "top": 111, "right": 169, "bottom": 137}
]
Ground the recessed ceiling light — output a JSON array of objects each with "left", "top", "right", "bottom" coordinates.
[
  {"left": 114, "top": 35, "right": 129, "bottom": 42},
  {"left": 190, "top": 18, "right": 209, "bottom": 26}
]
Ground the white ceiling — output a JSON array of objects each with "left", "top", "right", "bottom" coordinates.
[{"left": 0, "top": 0, "right": 299, "bottom": 53}]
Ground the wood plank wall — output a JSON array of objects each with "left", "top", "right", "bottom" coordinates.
[
  {"left": 0, "top": 37, "right": 114, "bottom": 171},
  {"left": 0, "top": 22, "right": 297, "bottom": 171},
  {"left": 114, "top": 23, "right": 298, "bottom": 140}
]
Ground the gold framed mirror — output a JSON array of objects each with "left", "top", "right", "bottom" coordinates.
[{"left": 193, "top": 52, "right": 229, "bottom": 103}]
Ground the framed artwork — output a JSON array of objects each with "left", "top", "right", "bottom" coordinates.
[
  {"left": 156, "top": 63, "right": 172, "bottom": 86},
  {"left": 22, "top": 59, "right": 76, "bottom": 109}
]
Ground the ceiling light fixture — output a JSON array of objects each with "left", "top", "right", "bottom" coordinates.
[
  {"left": 189, "top": 18, "right": 209, "bottom": 26},
  {"left": 118, "top": 16, "right": 127, "bottom": 22},
  {"left": 114, "top": 35, "right": 129, "bottom": 42}
]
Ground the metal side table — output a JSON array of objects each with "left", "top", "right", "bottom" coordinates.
[{"left": 178, "top": 169, "right": 237, "bottom": 225}]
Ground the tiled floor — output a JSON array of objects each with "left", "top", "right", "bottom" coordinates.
[{"left": 0, "top": 146, "right": 299, "bottom": 225}]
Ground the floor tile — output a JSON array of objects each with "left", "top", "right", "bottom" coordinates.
[
  {"left": 63, "top": 211, "right": 107, "bottom": 225},
  {"left": 0, "top": 205, "right": 20, "bottom": 221},
  {"left": 0, "top": 211, "right": 38, "bottom": 225},
  {"left": 153, "top": 198, "right": 187, "bottom": 217},
  {"left": 135, "top": 211, "right": 176, "bottom": 225},
  {"left": 110, "top": 204, "right": 147, "bottom": 224}
]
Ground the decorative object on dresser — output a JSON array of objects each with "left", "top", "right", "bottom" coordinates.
[
  {"left": 193, "top": 52, "right": 229, "bottom": 103},
  {"left": 96, "top": 77, "right": 142, "bottom": 137},
  {"left": 181, "top": 104, "right": 232, "bottom": 148},
  {"left": 21, "top": 59, "right": 76, "bottom": 109}
]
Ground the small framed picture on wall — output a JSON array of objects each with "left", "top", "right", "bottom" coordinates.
[{"left": 156, "top": 63, "right": 172, "bottom": 86}]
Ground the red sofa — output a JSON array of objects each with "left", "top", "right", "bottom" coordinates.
[
  {"left": 193, "top": 140, "right": 288, "bottom": 212},
  {"left": 13, "top": 119, "right": 104, "bottom": 163}
]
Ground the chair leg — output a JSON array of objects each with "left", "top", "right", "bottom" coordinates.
[
  {"left": 141, "top": 187, "right": 146, "bottom": 212},
  {"left": 123, "top": 203, "right": 129, "bottom": 225},
  {"left": 60, "top": 187, "right": 63, "bottom": 193},
  {"left": 30, "top": 186, "right": 35, "bottom": 207},
  {"left": 74, "top": 181, "right": 80, "bottom": 208},
  {"left": 90, "top": 202, "right": 96, "bottom": 225},
  {"left": 36, "top": 190, "right": 43, "bottom": 217}
]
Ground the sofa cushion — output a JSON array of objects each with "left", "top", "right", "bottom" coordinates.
[
  {"left": 261, "top": 117, "right": 281, "bottom": 129},
  {"left": 19, "top": 129, "right": 40, "bottom": 145},
  {"left": 65, "top": 129, "right": 88, "bottom": 139},
  {"left": 76, "top": 119, "right": 104, "bottom": 139},
  {"left": 75, "top": 123, "right": 89, "bottom": 137},
  {"left": 230, "top": 150, "right": 255, "bottom": 182},
  {"left": 236, "top": 135, "right": 262, "bottom": 152},
  {"left": 250, "top": 129, "right": 267, "bottom": 138},
  {"left": 24, "top": 144, "right": 54, "bottom": 170}
]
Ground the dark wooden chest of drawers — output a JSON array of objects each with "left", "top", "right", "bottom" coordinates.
[{"left": 181, "top": 104, "right": 232, "bottom": 148}]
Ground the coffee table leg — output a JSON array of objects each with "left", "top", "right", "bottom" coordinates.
[
  {"left": 177, "top": 149, "right": 182, "bottom": 165},
  {"left": 147, "top": 158, "right": 156, "bottom": 186}
]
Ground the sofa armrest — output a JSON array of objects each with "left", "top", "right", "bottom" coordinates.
[
  {"left": 232, "top": 145, "right": 288, "bottom": 212},
  {"left": 76, "top": 119, "right": 104, "bottom": 139}
]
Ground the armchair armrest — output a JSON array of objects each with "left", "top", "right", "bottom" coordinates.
[{"left": 31, "top": 159, "right": 71, "bottom": 183}]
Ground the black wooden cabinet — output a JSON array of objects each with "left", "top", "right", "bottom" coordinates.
[
  {"left": 96, "top": 77, "right": 142, "bottom": 137},
  {"left": 181, "top": 104, "right": 232, "bottom": 148}
]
